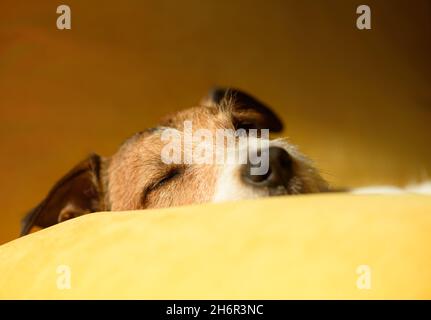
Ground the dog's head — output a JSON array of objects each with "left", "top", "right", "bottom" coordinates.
[{"left": 21, "top": 88, "right": 328, "bottom": 235}]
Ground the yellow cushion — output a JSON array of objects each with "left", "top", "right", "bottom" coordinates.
[{"left": 1, "top": 194, "right": 430, "bottom": 299}]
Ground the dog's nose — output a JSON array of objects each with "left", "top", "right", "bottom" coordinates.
[{"left": 242, "top": 146, "right": 293, "bottom": 188}]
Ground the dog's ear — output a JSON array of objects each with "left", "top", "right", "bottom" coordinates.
[
  {"left": 21, "top": 154, "right": 104, "bottom": 236},
  {"left": 202, "top": 87, "right": 283, "bottom": 132}
]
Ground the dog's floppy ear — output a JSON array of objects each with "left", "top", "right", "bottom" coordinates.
[
  {"left": 202, "top": 87, "right": 283, "bottom": 132},
  {"left": 21, "top": 154, "right": 104, "bottom": 236}
]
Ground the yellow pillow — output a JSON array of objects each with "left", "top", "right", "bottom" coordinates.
[{"left": 1, "top": 194, "right": 430, "bottom": 299}]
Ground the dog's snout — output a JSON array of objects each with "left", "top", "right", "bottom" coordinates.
[{"left": 242, "top": 146, "right": 293, "bottom": 188}]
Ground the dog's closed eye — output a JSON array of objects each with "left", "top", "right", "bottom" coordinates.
[
  {"left": 141, "top": 167, "right": 185, "bottom": 207},
  {"left": 150, "top": 168, "right": 183, "bottom": 190}
]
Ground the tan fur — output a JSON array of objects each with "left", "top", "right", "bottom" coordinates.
[
  {"left": 22, "top": 90, "right": 328, "bottom": 235},
  {"left": 105, "top": 104, "right": 327, "bottom": 211},
  {"left": 107, "top": 128, "right": 218, "bottom": 210}
]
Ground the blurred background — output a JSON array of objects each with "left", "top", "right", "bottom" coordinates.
[{"left": 1, "top": 0, "right": 430, "bottom": 244}]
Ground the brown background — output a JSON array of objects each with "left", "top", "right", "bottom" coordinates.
[{"left": 1, "top": 0, "right": 430, "bottom": 244}]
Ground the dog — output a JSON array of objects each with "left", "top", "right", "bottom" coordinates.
[{"left": 21, "top": 87, "right": 330, "bottom": 235}]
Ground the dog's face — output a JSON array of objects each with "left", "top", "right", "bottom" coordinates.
[{"left": 21, "top": 88, "right": 328, "bottom": 235}]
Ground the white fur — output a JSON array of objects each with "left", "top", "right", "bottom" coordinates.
[
  {"left": 212, "top": 138, "right": 325, "bottom": 202},
  {"left": 352, "top": 181, "right": 431, "bottom": 195},
  {"left": 212, "top": 136, "right": 270, "bottom": 202}
]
